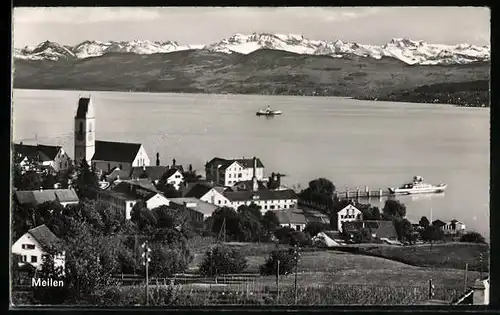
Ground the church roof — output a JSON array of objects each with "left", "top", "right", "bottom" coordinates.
[
  {"left": 92, "top": 140, "right": 142, "bottom": 164},
  {"left": 75, "top": 97, "right": 92, "bottom": 119}
]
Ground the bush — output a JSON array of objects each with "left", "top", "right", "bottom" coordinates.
[
  {"left": 259, "top": 249, "right": 296, "bottom": 276},
  {"left": 460, "top": 231, "right": 486, "bottom": 244},
  {"left": 304, "top": 222, "right": 328, "bottom": 238},
  {"left": 198, "top": 245, "right": 248, "bottom": 277}
]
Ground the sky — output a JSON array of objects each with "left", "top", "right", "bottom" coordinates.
[{"left": 13, "top": 7, "right": 490, "bottom": 48}]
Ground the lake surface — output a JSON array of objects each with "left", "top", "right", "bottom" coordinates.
[{"left": 12, "top": 89, "right": 490, "bottom": 239}]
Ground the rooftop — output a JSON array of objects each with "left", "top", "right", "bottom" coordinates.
[
  {"left": 15, "top": 189, "right": 79, "bottom": 205},
  {"left": 130, "top": 166, "right": 168, "bottom": 181},
  {"left": 169, "top": 197, "right": 218, "bottom": 217},
  {"left": 274, "top": 208, "right": 308, "bottom": 225},
  {"left": 14, "top": 143, "right": 62, "bottom": 162},
  {"left": 92, "top": 140, "right": 142, "bottom": 164},
  {"left": 208, "top": 157, "right": 265, "bottom": 169},
  {"left": 27, "top": 224, "right": 62, "bottom": 251}
]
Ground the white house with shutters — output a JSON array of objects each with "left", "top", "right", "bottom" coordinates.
[{"left": 337, "top": 204, "right": 363, "bottom": 233}]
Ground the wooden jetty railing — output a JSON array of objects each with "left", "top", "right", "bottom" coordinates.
[{"left": 333, "top": 187, "right": 392, "bottom": 200}]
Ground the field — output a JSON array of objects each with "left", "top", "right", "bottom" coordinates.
[
  {"left": 337, "top": 242, "right": 489, "bottom": 272},
  {"left": 13, "top": 49, "right": 490, "bottom": 106}
]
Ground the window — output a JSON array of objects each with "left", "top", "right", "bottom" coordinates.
[
  {"left": 218, "top": 200, "right": 221, "bottom": 205},
  {"left": 64, "top": 161, "right": 67, "bottom": 168},
  {"left": 175, "top": 175, "right": 181, "bottom": 179},
  {"left": 296, "top": 225, "right": 301, "bottom": 231},
  {"left": 22, "top": 255, "right": 27, "bottom": 262},
  {"left": 31, "top": 256, "right": 37, "bottom": 263},
  {"left": 229, "top": 174, "right": 232, "bottom": 178},
  {"left": 284, "top": 205, "right": 287, "bottom": 208},
  {"left": 79, "top": 122, "right": 83, "bottom": 135},
  {"left": 264, "top": 206, "right": 267, "bottom": 210},
  {"left": 129, "top": 202, "right": 134, "bottom": 207},
  {"left": 270, "top": 205, "right": 275, "bottom": 210},
  {"left": 59, "top": 162, "right": 62, "bottom": 169},
  {"left": 238, "top": 173, "right": 242, "bottom": 178},
  {"left": 22, "top": 244, "right": 35, "bottom": 250}
]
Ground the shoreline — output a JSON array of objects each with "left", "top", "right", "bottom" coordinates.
[{"left": 12, "top": 87, "right": 489, "bottom": 108}]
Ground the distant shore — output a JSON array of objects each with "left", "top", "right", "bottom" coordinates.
[{"left": 12, "top": 87, "right": 489, "bottom": 108}]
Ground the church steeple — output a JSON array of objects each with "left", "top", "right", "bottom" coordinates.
[{"left": 74, "top": 96, "right": 95, "bottom": 165}]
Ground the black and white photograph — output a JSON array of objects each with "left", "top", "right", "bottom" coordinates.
[{"left": 10, "top": 6, "right": 490, "bottom": 307}]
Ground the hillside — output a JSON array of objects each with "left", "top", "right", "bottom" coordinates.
[{"left": 12, "top": 49, "right": 490, "bottom": 106}]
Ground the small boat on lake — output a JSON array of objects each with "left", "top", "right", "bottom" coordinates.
[
  {"left": 256, "top": 105, "right": 282, "bottom": 116},
  {"left": 389, "top": 176, "right": 447, "bottom": 195}
]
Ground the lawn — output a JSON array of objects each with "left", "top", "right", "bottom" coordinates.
[{"left": 345, "top": 242, "right": 489, "bottom": 272}]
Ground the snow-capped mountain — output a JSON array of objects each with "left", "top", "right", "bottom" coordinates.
[{"left": 14, "top": 34, "right": 490, "bottom": 65}]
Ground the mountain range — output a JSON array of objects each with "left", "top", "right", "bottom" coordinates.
[{"left": 14, "top": 33, "right": 490, "bottom": 65}]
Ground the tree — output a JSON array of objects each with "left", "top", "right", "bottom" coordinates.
[
  {"left": 238, "top": 211, "right": 265, "bottom": 242},
  {"left": 419, "top": 216, "right": 430, "bottom": 229},
  {"left": 382, "top": 199, "right": 407, "bottom": 220},
  {"left": 198, "top": 245, "right": 248, "bottom": 279},
  {"left": 299, "top": 178, "right": 336, "bottom": 207},
  {"left": 73, "top": 159, "right": 99, "bottom": 200},
  {"left": 130, "top": 201, "right": 157, "bottom": 233},
  {"left": 60, "top": 219, "right": 119, "bottom": 303},
  {"left": 211, "top": 207, "right": 241, "bottom": 241},
  {"left": 238, "top": 203, "right": 262, "bottom": 221},
  {"left": 274, "top": 226, "right": 295, "bottom": 244},
  {"left": 148, "top": 242, "right": 191, "bottom": 277},
  {"left": 156, "top": 183, "right": 181, "bottom": 198},
  {"left": 394, "top": 218, "right": 414, "bottom": 243},
  {"left": 259, "top": 249, "right": 296, "bottom": 276},
  {"left": 261, "top": 211, "right": 280, "bottom": 232},
  {"left": 460, "top": 231, "right": 486, "bottom": 244},
  {"left": 304, "top": 222, "right": 328, "bottom": 238},
  {"left": 15, "top": 170, "right": 43, "bottom": 191},
  {"left": 422, "top": 225, "right": 444, "bottom": 245},
  {"left": 32, "top": 245, "right": 68, "bottom": 304}
]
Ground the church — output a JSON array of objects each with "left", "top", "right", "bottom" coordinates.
[{"left": 74, "top": 96, "right": 150, "bottom": 174}]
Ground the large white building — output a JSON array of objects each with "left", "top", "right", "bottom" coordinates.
[
  {"left": 205, "top": 157, "right": 265, "bottom": 187},
  {"left": 74, "top": 97, "right": 150, "bottom": 174}
]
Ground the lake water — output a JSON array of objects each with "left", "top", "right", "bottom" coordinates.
[{"left": 12, "top": 89, "right": 490, "bottom": 239}]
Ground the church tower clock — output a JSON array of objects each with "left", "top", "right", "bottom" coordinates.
[{"left": 74, "top": 96, "right": 95, "bottom": 165}]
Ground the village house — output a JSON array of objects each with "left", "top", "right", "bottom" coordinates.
[
  {"left": 342, "top": 220, "right": 398, "bottom": 241},
  {"left": 74, "top": 97, "right": 150, "bottom": 174},
  {"left": 205, "top": 157, "right": 265, "bottom": 186},
  {"left": 14, "top": 143, "right": 71, "bottom": 173},
  {"left": 336, "top": 204, "right": 363, "bottom": 232},
  {"left": 169, "top": 197, "right": 218, "bottom": 223},
  {"left": 184, "top": 183, "right": 230, "bottom": 206},
  {"left": 11, "top": 224, "right": 65, "bottom": 272},
  {"left": 97, "top": 179, "right": 170, "bottom": 220},
  {"left": 275, "top": 208, "right": 308, "bottom": 231},
  {"left": 14, "top": 189, "right": 80, "bottom": 208},
  {"left": 442, "top": 219, "right": 467, "bottom": 235},
  {"left": 161, "top": 168, "right": 184, "bottom": 190}
]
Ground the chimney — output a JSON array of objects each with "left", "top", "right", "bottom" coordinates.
[
  {"left": 253, "top": 157, "right": 257, "bottom": 178},
  {"left": 20, "top": 141, "right": 23, "bottom": 145},
  {"left": 172, "top": 158, "right": 176, "bottom": 166},
  {"left": 276, "top": 173, "right": 282, "bottom": 187},
  {"left": 156, "top": 152, "right": 160, "bottom": 166}
]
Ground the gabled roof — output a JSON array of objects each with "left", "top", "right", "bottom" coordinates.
[
  {"left": 337, "top": 204, "right": 362, "bottom": 214},
  {"left": 14, "top": 143, "right": 62, "bottom": 161},
  {"left": 169, "top": 197, "right": 218, "bottom": 217},
  {"left": 163, "top": 168, "right": 182, "bottom": 180},
  {"left": 130, "top": 166, "right": 168, "bottom": 181},
  {"left": 113, "top": 179, "right": 160, "bottom": 197},
  {"left": 15, "top": 189, "right": 79, "bottom": 206},
  {"left": 224, "top": 189, "right": 297, "bottom": 202},
  {"left": 27, "top": 224, "right": 62, "bottom": 251},
  {"left": 92, "top": 140, "right": 142, "bottom": 163},
  {"left": 75, "top": 97, "right": 92, "bottom": 119},
  {"left": 343, "top": 220, "right": 398, "bottom": 240},
  {"left": 432, "top": 219, "right": 447, "bottom": 227},
  {"left": 275, "top": 209, "right": 308, "bottom": 225},
  {"left": 184, "top": 183, "right": 213, "bottom": 199},
  {"left": 207, "top": 157, "right": 265, "bottom": 169}
]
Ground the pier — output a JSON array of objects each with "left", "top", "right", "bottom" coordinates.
[{"left": 333, "top": 187, "right": 393, "bottom": 201}]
